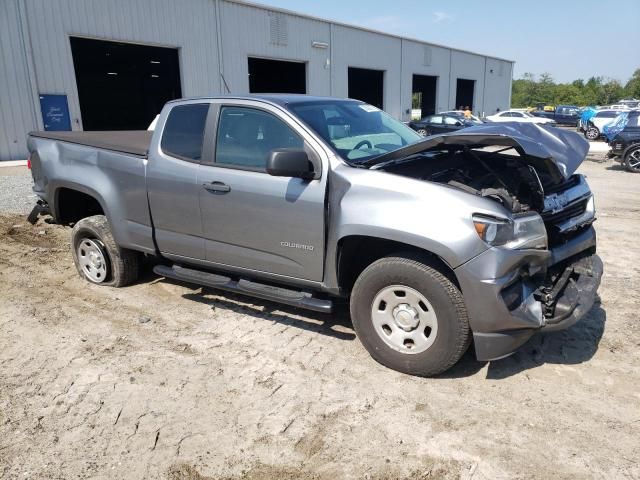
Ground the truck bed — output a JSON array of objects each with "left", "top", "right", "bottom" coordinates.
[{"left": 29, "top": 131, "right": 153, "bottom": 157}]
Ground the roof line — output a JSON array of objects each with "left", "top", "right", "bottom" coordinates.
[{"left": 223, "top": 0, "right": 515, "bottom": 64}]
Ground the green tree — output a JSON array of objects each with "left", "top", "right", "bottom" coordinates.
[
  {"left": 624, "top": 69, "right": 640, "bottom": 98},
  {"left": 510, "top": 70, "right": 639, "bottom": 108}
]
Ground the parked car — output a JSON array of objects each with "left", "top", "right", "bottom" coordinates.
[
  {"left": 608, "top": 110, "right": 640, "bottom": 172},
  {"left": 408, "top": 113, "right": 481, "bottom": 136},
  {"left": 27, "top": 94, "right": 602, "bottom": 377},
  {"left": 583, "top": 109, "right": 625, "bottom": 140},
  {"left": 530, "top": 105, "right": 580, "bottom": 126},
  {"left": 439, "top": 110, "right": 483, "bottom": 123},
  {"left": 486, "top": 110, "right": 557, "bottom": 125},
  {"left": 618, "top": 98, "right": 640, "bottom": 109}
]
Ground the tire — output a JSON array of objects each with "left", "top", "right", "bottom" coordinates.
[
  {"left": 71, "top": 215, "right": 140, "bottom": 287},
  {"left": 350, "top": 254, "right": 470, "bottom": 376},
  {"left": 624, "top": 145, "right": 640, "bottom": 173},
  {"left": 584, "top": 126, "right": 600, "bottom": 141},
  {"left": 417, "top": 128, "right": 429, "bottom": 137}
]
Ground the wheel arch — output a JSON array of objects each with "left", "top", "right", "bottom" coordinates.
[
  {"left": 336, "top": 234, "right": 460, "bottom": 294},
  {"left": 53, "top": 183, "right": 108, "bottom": 225}
]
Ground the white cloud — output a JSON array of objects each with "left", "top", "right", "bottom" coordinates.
[{"left": 432, "top": 11, "right": 453, "bottom": 23}]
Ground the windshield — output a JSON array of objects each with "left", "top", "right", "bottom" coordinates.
[{"left": 288, "top": 100, "right": 421, "bottom": 163}]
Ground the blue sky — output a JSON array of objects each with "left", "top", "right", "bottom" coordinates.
[{"left": 252, "top": 0, "right": 640, "bottom": 84}]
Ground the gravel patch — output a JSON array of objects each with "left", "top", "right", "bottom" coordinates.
[{"left": 0, "top": 170, "right": 36, "bottom": 215}]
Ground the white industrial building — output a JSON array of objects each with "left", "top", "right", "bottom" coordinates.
[{"left": 0, "top": 0, "right": 514, "bottom": 160}]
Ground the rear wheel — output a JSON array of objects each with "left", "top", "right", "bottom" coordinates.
[
  {"left": 417, "top": 128, "right": 429, "bottom": 137},
  {"left": 350, "top": 254, "right": 470, "bottom": 376},
  {"left": 71, "top": 215, "right": 140, "bottom": 287},
  {"left": 584, "top": 126, "right": 600, "bottom": 140},
  {"left": 624, "top": 145, "right": 640, "bottom": 173}
]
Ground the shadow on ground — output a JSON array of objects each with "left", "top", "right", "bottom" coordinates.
[
  {"left": 149, "top": 263, "right": 606, "bottom": 378},
  {"left": 441, "top": 303, "right": 606, "bottom": 379}
]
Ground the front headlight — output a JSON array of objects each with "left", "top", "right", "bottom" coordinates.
[{"left": 473, "top": 213, "right": 547, "bottom": 250}]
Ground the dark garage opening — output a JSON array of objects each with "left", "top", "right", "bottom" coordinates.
[
  {"left": 348, "top": 67, "right": 384, "bottom": 109},
  {"left": 70, "top": 37, "right": 181, "bottom": 131},
  {"left": 412, "top": 75, "right": 437, "bottom": 118},
  {"left": 455, "top": 78, "right": 475, "bottom": 110},
  {"left": 248, "top": 57, "right": 306, "bottom": 94}
]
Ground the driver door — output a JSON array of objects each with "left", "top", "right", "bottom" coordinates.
[{"left": 197, "top": 102, "right": 327, "bottom": 282}]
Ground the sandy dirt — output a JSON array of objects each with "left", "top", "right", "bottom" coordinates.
[{"left": 0, "top": 159, "right": 639, "bottom": 480}]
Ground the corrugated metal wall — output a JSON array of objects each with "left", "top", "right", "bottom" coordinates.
[
  {"left": 0, "top": 0, "right": 40, "bottom": 160},
  {"left": 0, "top": 0, "right": 513, "bottom": 160},
  {"left": 24, "top": 0, "right": 221, "bottom": 132},
  {"left": 218, "top": 1, "right": 332, "bottom": 96}
]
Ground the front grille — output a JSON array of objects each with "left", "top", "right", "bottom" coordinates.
[
  {"left": 542, "top": 197, "right": 589, "bottom": 224},
  {"left": 541, "top": 175, "right": 593, "bottom": 247}
]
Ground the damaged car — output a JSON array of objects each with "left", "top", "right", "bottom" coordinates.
[{"left": 27, "top": 95, "right": 602, "bottom": 376}]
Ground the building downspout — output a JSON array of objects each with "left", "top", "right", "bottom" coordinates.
[
  {"left": 17, "top": 0, "right": 43, "bottom": 131},
  {"left": 447, "top": 49, "right": 452, "bottom": 109},
  {"left": 481, "top": 56, "right": 487, "bottom": 117},
  {"left": 214, "top": 0, "right": 230, "bottom": 93}
]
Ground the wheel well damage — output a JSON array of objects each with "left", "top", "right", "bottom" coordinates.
[
  {"left": 55, "top": 188, "right": 104, "bottom": 225},
  {"left": 336, "top": 235, "right": 459, "bottom": 294}
]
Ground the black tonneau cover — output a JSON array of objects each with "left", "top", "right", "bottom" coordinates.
[{"left": 29, "top": 130, "right": 152, "bottom": 157}]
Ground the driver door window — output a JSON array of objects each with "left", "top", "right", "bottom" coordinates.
[{"left": 215, "top": 106, "right": 303, "bottom": 170}]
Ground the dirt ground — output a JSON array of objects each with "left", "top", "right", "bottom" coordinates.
[{"left": 0, "top": 159, "right": 638, "bottom": 480}]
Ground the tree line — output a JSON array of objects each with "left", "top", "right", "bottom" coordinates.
[{"left": 511, "top": 68, "right": 640, "bottom": 108}]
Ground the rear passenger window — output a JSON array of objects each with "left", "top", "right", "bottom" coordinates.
[
  {"left": 215, "top": 106, "right": 303, "bottom": 170},
  {"left": 161, "top": 104, "right": 209, "bottom": 161}
]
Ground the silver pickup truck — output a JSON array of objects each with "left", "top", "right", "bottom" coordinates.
[{"left": 28, "top": 95, "right": 602, "bottom": 376}]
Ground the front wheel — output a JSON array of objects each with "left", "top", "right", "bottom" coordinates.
[
  {"left": 350, "top": 254, "right": 470, "bottom": 376},
  {"left": 584, "top": 126, "right": 600, "bottom": 140},
  {"left": 624, "top": 146, "right": 640, "bottom": 173},
  {"left": 71, "top": 215, "right": 140, "bottom": 287}
]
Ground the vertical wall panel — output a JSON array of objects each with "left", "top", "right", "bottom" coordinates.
[
  {"left": 482, "top": 58, "right": 513, "bottom": 116},
  {"left": 219, "top": 1, "right": 331, "bottom": 96},
  {"left": 400, "top": 39, "right": 450, "bottom": 120},
  {"left": 331, "top": 26, "right": 402, "bottom": 117},
  {"left": 0, "top": 0, "right": 38, "bottom": 160}
]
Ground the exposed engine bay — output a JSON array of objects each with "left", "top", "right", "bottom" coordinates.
[{"left": 376, "top": 146, "right": 559, "bottom": 214}]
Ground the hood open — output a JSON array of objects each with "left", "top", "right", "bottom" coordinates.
[{"left": 364, "top": 123, "right": 589, "bottom": 181}]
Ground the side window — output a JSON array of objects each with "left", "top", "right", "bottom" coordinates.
[
  {"left": 215, "top": 106, "right": 304, "bottom": 170},
  {"left": 502, "top": 112, "right": 512, "bottom": 117},
  {"left": 430, "top": 115, "right": 443, "bottom": 124},
  {"left": 161, "top": 104, "right": 209, "bottom": 161},
  {"left": 444, "top": 116, "right": 459, "bottom": 125},
  {"left": 512, "top": 112, "right": 524, "bottom": 117}
]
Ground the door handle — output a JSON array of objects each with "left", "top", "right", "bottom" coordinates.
[{"left": 203, "top": 181, "right": 231, "bottom": 194}]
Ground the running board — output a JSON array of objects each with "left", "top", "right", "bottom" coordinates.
[{"left": 153, "top": 264, "right": 332, "bottom": 313}]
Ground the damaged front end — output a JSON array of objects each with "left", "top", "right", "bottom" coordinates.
[{"left": 369, "top": 123, "right": 603, "bottom": 361}]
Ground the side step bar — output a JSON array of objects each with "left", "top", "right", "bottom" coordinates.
[{"left": 153, "top": 264, "right": 333, "bottom": 313}]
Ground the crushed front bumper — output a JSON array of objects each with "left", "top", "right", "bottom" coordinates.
[{"left": 455, "top": 226, "right": 602, "bottom": 361}]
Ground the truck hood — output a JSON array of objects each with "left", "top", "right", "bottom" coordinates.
[{"left": 365, "top": 123, "right": 589, "bottom": 181}]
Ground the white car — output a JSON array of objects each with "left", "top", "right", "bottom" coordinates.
[
  {"left": 583, "top": 109, "right": 626, "bottom": 140},
  {"left": 486, "top": 110, "right": 556, "bottom": 125}
]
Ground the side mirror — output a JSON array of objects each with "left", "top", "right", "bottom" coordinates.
[
  {"left": 267, "top": 149, "right": 315, "bottom": 179},
  {"left": 455, "top": 121, "right": 463, "bottom": 126}
]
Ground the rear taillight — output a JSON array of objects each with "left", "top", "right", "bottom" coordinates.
[{"left": 27, "top": 156, "right": 31, "bottom": 169}]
